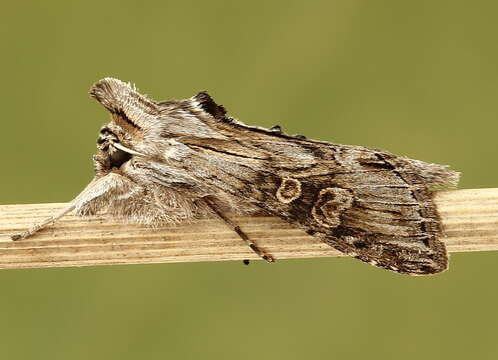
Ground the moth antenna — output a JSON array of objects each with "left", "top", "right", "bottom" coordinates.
[{"left": 11, "top": 203, "right": 76, "bottom": 241}]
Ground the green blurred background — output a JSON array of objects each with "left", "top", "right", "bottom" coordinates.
[{"left": 1, "top": 1, "right": 497, "bottom": 359}]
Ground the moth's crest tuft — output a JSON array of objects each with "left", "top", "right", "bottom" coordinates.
[
  {"left": 89, "top": 78, "right": 158, "bottom": 132},
  {"left": 89, "top": 77, "right": 129, "bottom": 113},
  {"left": 193, "top": 91, "right": 228, "bottom": 121}
]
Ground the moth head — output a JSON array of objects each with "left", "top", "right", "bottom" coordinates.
[
  {"left": 89, "top": 77, "right": 231, "bottom": 165},
  {"left": 90, "top": 78, "right": 153, "bottom": 170},
  {"left": 96, "top": 126, "right": 146, "bottom": 170}
]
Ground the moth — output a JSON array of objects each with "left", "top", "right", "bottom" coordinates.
[{"left": 12, "top": 78, "right": 459, "bottom": 275}]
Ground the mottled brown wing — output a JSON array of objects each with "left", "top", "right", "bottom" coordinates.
[
  {"left": 255, "top": 144, "right": 454, "bottom": 275},
  {"left": 181, "top": 129, "right": 455, "bottom": 274},
  {"left": 88, "top": 81, "right": 457, "bottom": 275},
  {"left": 176, "top": 91, "right": 458, "bottom": 275}
]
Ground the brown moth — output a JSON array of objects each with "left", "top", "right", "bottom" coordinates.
[{"left": 12, "top": 78, "right": 459, "bottom": 275}]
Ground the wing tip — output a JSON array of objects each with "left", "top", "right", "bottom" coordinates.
[{"left": 408, "top": 159, "right": 460, "bottom": 189}]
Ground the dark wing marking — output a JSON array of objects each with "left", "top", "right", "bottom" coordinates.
[
  {"left": 260, "top": 148, "right": 452, "bottom": 275},
  {"left": 148, "top": 85, "right": 458, "bottom": 274}
]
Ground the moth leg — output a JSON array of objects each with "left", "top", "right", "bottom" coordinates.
[
  {"left": 11, "top": 173, "right": 138, "bottom": 241},
  {"left": 11, "top": 203, "right": 76, "bottom": 241},
  {"left": 203, "top": 198, "right": 275, "bottom": 263}
]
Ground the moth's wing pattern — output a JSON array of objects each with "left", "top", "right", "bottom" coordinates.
[
  {"left": 178, "top": 92, "right": 459, "bottom": 275},
  {"left": 11, "top": 76, "right": 459, "bottom": 275},
  {"left": 87, "top": 78, "right": 459, "bottom": 275},
  {"left": 263, "top": 147, "right": 455, "bottom": 275}
]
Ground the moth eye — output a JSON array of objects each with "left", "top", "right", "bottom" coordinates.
[{"left": 97, "top": 127, "right": 119, "bottom": 145}]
